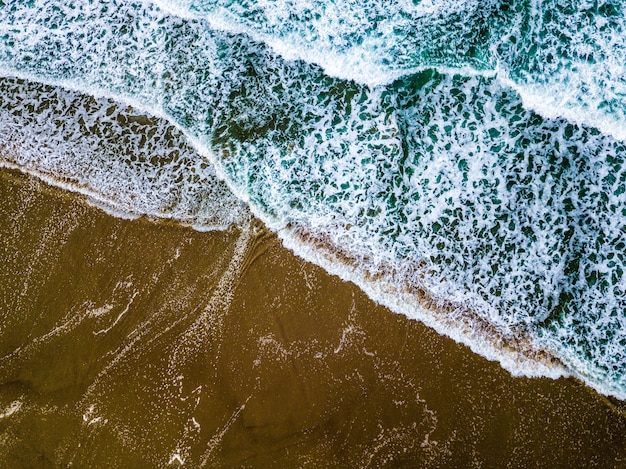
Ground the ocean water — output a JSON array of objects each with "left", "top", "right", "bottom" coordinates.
[{"left": 1, "top": 0, "right": 626, "bottom": 398}]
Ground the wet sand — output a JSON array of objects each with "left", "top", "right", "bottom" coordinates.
[{"left": 0, "top": 167, "right": 625, "bottom": 467}]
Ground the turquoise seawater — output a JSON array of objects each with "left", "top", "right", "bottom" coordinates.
[{"left": 1, "top": 0, "right": 626, "bottom": 398}]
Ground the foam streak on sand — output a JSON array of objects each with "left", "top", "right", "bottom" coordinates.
[{"left": 1, "top": 0, "right": 626, "bottom": 399}]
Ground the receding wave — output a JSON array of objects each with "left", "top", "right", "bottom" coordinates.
[
  {"left": 2, "top": 0, "right": 626, "bottom": 398},
  {"left": 0, "top": 78, "right": 248, "bottom": 229}
]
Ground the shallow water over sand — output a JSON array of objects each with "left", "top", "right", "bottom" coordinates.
[{"left": 1, "top": 168, "right": 625, "bottom": 467}]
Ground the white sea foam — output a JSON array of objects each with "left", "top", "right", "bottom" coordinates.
[
  {"left": 0, "top": 78, "right": 248, "bottom": 229},
  {"left": 149, "top": 0, "right": 497, "bottom": 85},
  {"left": 145, "top": 0, "right": 626, "bottom": 141}
]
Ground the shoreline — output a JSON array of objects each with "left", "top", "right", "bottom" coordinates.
[
  {"left": 1, "top": 167, "right": 625, "bottom": 466},
  {"left": 1, "top": 157, "right": 595, "bottom": 394},
  {"left": 2, "top": 75, "right": 624, "bottom": 401}
]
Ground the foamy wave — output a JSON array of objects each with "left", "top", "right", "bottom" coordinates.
[
  {"left": 145, "top": 0, "right": 626, "bottom": 141},
  {"left": 147, "top": 0, "right": 495, "bottom": 86},
  {"left": 0, "top": 78, "right": 248, "bottom": 229}
]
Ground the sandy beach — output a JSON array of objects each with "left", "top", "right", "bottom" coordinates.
[{"left": 1, "top": 167, "right": 625, "bottom": 467}]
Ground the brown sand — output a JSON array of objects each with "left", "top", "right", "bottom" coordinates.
[{"left": 0, "top": 167, "right": 625, "bottom": 468}]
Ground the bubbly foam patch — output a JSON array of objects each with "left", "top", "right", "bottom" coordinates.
[
  {"left": 0, "top": 78, "right": 247, "bottom": 229},
  {"left": 1, "top": 0, "right": 626, "bottom": 398},
  {"left": 151, "top": 0, "right": 504, "bottom": 83},
  {"left": 147, "top": 0, "right": 626, "bottom": 140},
  {"left": 495, "top": 0, "right": 626, "bottom": 141}
]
